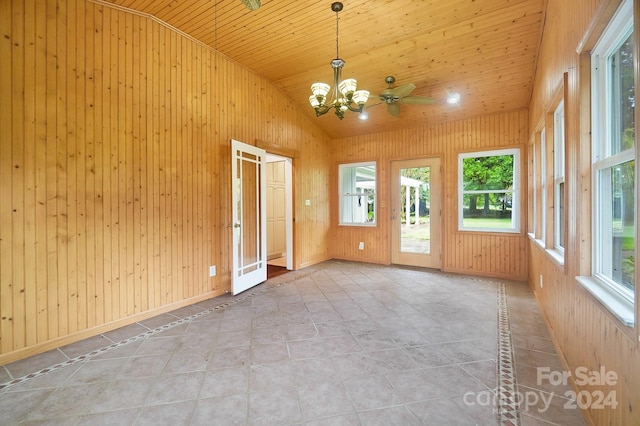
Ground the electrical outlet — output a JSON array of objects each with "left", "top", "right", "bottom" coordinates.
[
  {"left": 358, "top": 242, "right": 364, "bottom": 250},
  {"left": 539, "top": 274, "right": 543, "bottom": 288},
  {"left": 209, "top": 265, "right": 217, "bottom": 277},
  {"left": 305, "top": 199, "right": 311, "bottom": 206}
]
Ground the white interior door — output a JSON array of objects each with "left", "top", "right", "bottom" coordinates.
[
  {"left": 231, "top": 139, "right": 267, "bottom": 295},
  {"left": 391, "top": 158, "right": 441, "bottom": 269}
]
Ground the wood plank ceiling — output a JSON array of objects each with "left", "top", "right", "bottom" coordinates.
[{"left": 101, "top": 0, "right": 546, "bottom": 139}]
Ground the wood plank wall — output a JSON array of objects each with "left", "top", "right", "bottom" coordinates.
[
  {"left": 0, "top": 0, "right": 331, "bottom": 363},
  {"left": 528, "top": 0, "right": 639, "bottom": 424},
  {"left": 330, "top": 109, "right": 529, "bottom": 280}
]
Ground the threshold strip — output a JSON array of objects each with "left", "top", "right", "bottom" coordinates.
[{"left": 497, "top": 281, "right": 521, "bottom": 425}]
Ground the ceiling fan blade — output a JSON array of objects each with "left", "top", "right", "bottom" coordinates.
[
  {"left": 241, "top": 0, "right": 261, "bottom": 11},
  {"left": 401, "top": 96, "right": 437, "bottom": 105},
  {"left": 390, "top": 83, "right": 416, "bottom": 98},
  {"left": 387, "top": 103, "right": 401, "bottom": 117},
  {"left": 365, "top": 101, "right": 382, "bottom": 110}
]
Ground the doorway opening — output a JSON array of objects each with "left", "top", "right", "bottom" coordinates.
[{"left": 266, "top": 153, "right": 293, "bottom": 278}]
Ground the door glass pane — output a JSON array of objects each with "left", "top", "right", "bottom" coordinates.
[
  {"left": 400, "top": 167, "right": 430, "bottom": 254},
  {"left": 234, "top": 159, "right": 242, "bottom": 273},
  {"left": 241, "top": 157, "right": 259, "bottom": 274}
]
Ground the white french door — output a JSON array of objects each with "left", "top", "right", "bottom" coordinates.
[
  {"left": 231, "top": 139, "right": 267, "bottom": 295},
  {"left": 390, "top": 158, "right": 441, "bottom": 269}
]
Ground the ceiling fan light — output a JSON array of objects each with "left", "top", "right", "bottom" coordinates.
[
  {"left": 311, "top": 83, "right": 331, "bottom": 98},
  {"left": 338, "top": 78, "right": 358, "bottom": 96},
  {"left": 352, "top": 90, "right": 370, "bottom": 105}
]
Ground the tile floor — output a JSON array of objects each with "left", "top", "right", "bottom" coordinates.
[{"left": 0, "top": 260, "right": 586, "bottom": 425}]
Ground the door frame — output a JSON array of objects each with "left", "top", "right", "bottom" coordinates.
[
  {"left": 390, "top": 157, "right": 442, "bottom": 269},
  {"left": 266, "top": 153, "right": 294, "bottom": 271}
]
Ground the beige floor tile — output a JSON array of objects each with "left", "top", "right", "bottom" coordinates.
[{"left": 0, "top": 261, "right": 586, "bottom": 425}]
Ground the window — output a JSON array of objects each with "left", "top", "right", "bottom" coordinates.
[
  {"left": 583, "top": 0, "right": 635, "bottom": 325},
  {"left": 554, "top": 101, "right": 566, "bottom": 252},
  {"left": 536, "top": 128, "right": 547, "bottom": 247},
  {"left": 458, "top": 148, "right": 520, "bottom": 232},
  {"left": 339, "top": 162, "right": 376, "bottom": 225},
  {"left": 529, "top": 142, "right": 537, "bottom": 236}
]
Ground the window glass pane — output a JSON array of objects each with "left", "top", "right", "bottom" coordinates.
[
  {"left": 341, "top": 192, "right": 375, "bottom": 223},
  {"left": 340, "top": 164, "right": 376, "bottom": 225},
  {"left": 558, "top": 182, "right": 565, "bottom": 248},
  {"left": 610, "top": 32, "right": 635, "bottom": 155},
  {"left": 461, "top": 193, "right": 513, "bottom": 228},
  {"left": 462, "top": 155, "right": 514, "bottom": 191},
  {"left": 599, "top": 160, "right": 635, "bottom": 291},
  {"left": 554, "top": 102, "right": 565, "bottom": 178}
]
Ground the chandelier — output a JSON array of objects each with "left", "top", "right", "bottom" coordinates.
[{"left": 309, "top": 2, "right": 370, "bottom": 120}]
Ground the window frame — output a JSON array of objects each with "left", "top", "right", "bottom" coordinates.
[
  {"left": 540, "top": 128, "right": 547, "bottom": 244},
  {"left": 553, "top": 100, "right": 566, "bottom": 255},
  {"left": 528, "top": 141, "right": 537, "bottom": 237},
  {"left": 338, "top": 161, "right": 377, "bottom": 227},
  {"left": 577, "top": 0, "right": 636, "bottom": 327},
  {"left": 457, "top": 148, "right": 521, "bottom": 233}
]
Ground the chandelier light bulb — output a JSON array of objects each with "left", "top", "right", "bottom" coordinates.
[
  {"left": 339, "top": 78, "right": 358, "bottom": 96},
  {"left": 311, "top": 83, "right": 331, "bottom": 98},
  {"left": 309, "top": 95, "right": 321, "bottom": 108},
  {"left": 352, "top": 90, "right": 370, "bottom": 105}
]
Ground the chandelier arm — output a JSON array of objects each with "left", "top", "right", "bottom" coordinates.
[
  {"left": 345, "top": 103, "right": 364, "bottom": 113},
  {"left": 314, "top": 105, "right": 332, "bottom": 116}
]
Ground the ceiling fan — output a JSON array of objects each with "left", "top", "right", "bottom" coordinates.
[
  {"left": 374, "top": 76, "right": 436, "bottom": 117},
  {"left": 241, "top": 0, "right": 261, "bottom": 11}
]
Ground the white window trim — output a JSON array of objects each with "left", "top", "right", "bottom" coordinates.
[
  {"left": 577, "top": 276, "right": 634, "bottom": 326},
  {"left": 546, "top": 248, "right": 565, "bottom": 267},
  {"left": 338, "top": 161, "right": 377, "bottom": 227},
  {"left": 458, "top": 148, "right": 520, "bottom": 233}
]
